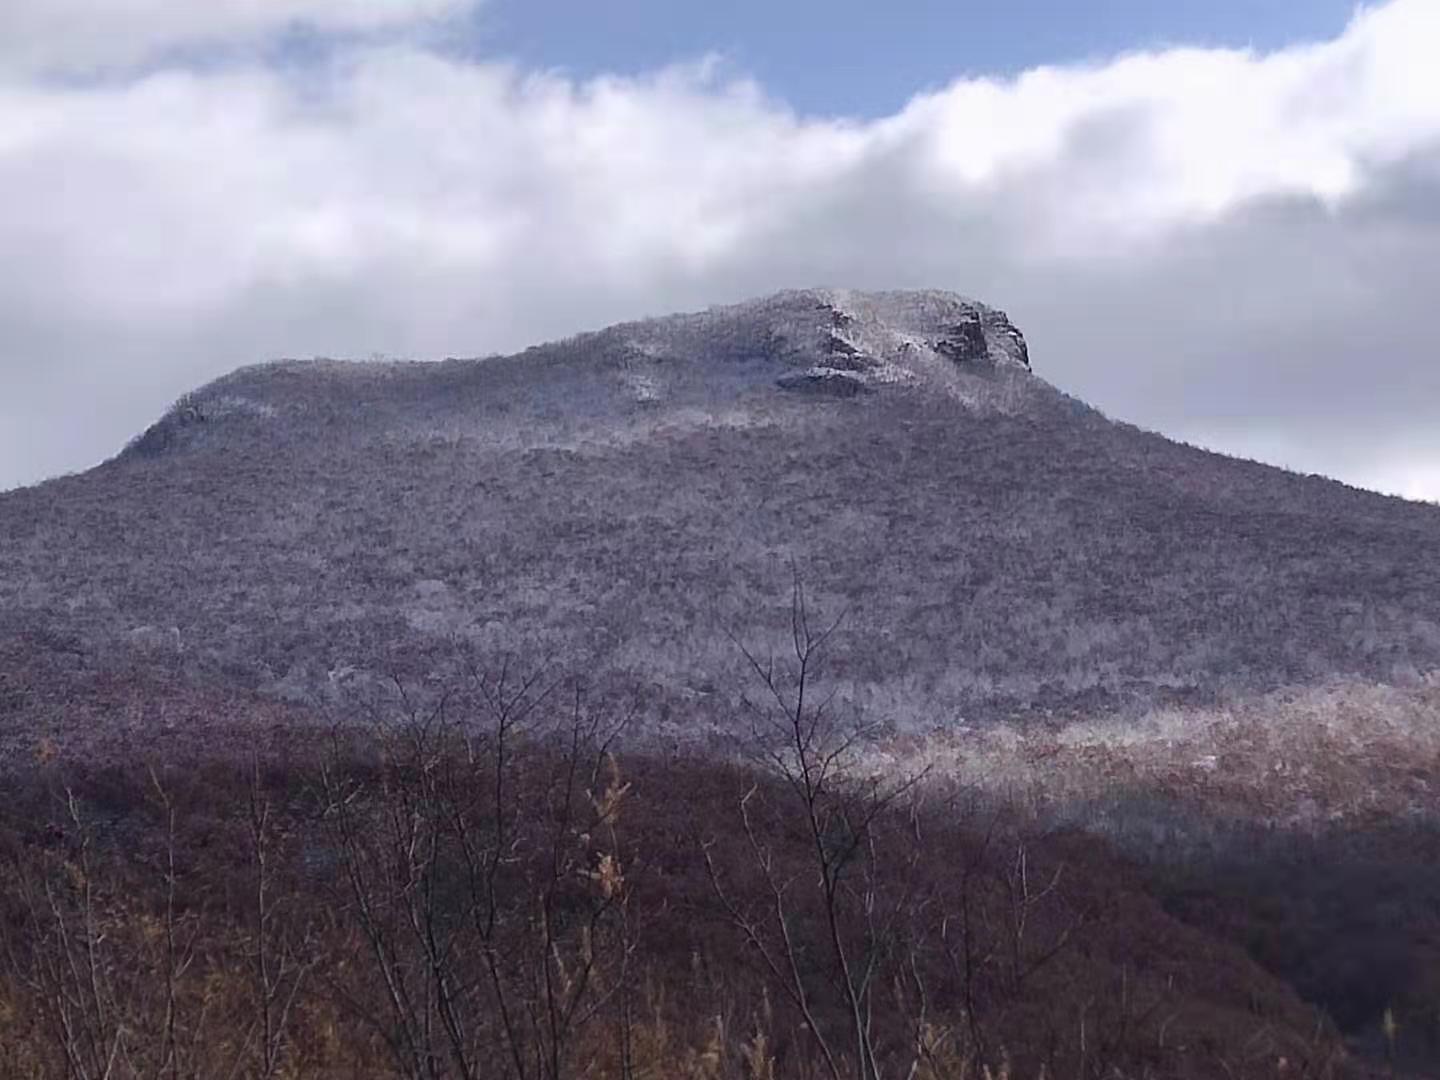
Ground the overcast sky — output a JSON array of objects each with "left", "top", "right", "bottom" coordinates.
[{"left": 1, "top": 0, "right": 1438, "bottom": 500}]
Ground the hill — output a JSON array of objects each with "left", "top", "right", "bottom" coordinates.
[
  {"left": 1, "top": 288, "right": 1437, "bottom": 758},
  {"left": 3, "top": 288, "right": 1440, "bottom": 1073}
]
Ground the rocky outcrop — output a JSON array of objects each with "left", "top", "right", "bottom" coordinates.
[
  {"left": 935, "top": 311, "right": 990, "bottom": 364},
  {"left": 751, "top": 289, "right": 1031, "bottom": 395},
  {"left": 933, "top": 307, "right": 1029, "bottom": 369},
  {"left": 984, "top": 309, "right": 1030, "bottom": 369}
]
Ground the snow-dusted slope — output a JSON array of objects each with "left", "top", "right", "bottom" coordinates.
[
  {"left": 124, "top": 290, "right": 1039, "bottom": 458},
  {"left": 3, "top": 289, "right": 1439, "bottom": 755}
]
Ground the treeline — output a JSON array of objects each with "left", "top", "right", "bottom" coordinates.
[{"left": 0, "top": 656, "right": 1350, "bottom": 1080}]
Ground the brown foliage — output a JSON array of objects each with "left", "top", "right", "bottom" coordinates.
[{"left": 0, "top": 728, "right": 1352, "bottom": 1079}]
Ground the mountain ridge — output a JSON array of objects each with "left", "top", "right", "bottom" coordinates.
[
  {"left": 122, "top": 288, "right": 1039, "bottom": 459},
  {"left": 2, "top": 287, "right": 1438, "bottom": 759}
]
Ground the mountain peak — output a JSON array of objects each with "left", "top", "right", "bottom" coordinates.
[
  {"left": 123, "top": 287, "right": 1036, "bottom": 458},
  {"left": 615, "top": 287, "right": 1030, "bottom": 397},
  {"left": 759, "top": 287, "right": 1029, "bottom": 370}
]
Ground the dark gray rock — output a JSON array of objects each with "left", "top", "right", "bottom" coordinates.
[{"left": 936, "top": 311, "right": 989, "bottom": 364}]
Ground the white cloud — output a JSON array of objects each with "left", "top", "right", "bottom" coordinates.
[
  {"left": 0, "top": 0, "right": 474, "bottom": 75},
  {"left": 0, "top": 0, "right": 1438, "bottom": 499},
  {"left": 891, "top": 0, "right": 1440, "bottom": 251}
]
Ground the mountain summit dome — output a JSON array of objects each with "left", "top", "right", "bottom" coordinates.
[{"left": 4, "top": 286, "right": 1438, "bottom": 758}]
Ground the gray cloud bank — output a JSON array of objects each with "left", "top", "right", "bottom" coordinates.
[{"left": 1, "top": 0, "right": 1438, "bottom": 498}]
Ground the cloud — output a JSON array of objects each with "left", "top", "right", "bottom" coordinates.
[
  {"left": 0, "top": 0, "right": 475, "bottom": 75},
  {"left": 0, "top": 0, "right": 1438, "bottom": 500}
]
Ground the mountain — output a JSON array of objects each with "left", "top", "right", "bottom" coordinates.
[
  {"left": 2, "top": 287, "right": 1439, "bottom": 759},
  {"left": 4, "top": 288, "right": 1440, "bottom": 1074}
]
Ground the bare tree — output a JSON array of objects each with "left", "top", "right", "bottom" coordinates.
[
  {"left": 10, "top": 791, "right": 128, "bottom": 1080},
  {"left": 1, "top": 778, "right": 205, "bottom": 1080},
  {"left": 706, "top": 578, "right": 929, "bottom": 1080},
  {"left": 240, "top": 759, "right": 311, "bottom": 1080},
  {"left": 319, "top": 663, "right": 639, "bottom": 1080}
]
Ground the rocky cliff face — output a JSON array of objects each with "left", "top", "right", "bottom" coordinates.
[{"left": 614, "top": 288, "right": 1031, "bottom": 399}]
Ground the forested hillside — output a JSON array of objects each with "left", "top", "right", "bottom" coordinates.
[{"left": 2, "top": 291, "right": 1437, "bottom": 759}]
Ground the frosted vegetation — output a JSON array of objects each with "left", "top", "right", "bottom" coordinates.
[{"left": 2, "top": 289, "right": 1439, "bottom": 759}]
